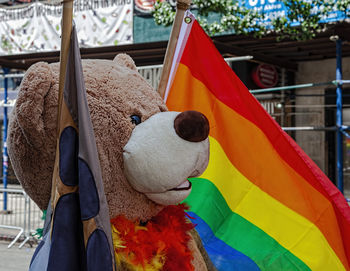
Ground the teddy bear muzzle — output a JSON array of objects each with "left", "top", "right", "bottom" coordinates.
[{"left": 123, "top": 111, "right": 210, "bottom": 206}]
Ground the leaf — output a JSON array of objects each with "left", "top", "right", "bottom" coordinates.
[{"left": 152, "top": 0, "right": 349, "bottom": 41}]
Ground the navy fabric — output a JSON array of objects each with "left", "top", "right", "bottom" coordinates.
[
  {"left": 59, "top": 127, "right": 79, "bottom": 186},
  {"left": 78, "top": 158, "right": 99, "bottom": 220},
  {"left": 188, "top": 212, "right": 260, "bottom": 271},
  {"left": 47, "top": 193, "right": 85, "bottom": 271},
  {"left": 86, "top": 229, "right": 113, "bottom": 271}
]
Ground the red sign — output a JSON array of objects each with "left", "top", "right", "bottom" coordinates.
[{"left": 252, "top": 64, "right": 278, "bottom": 88}]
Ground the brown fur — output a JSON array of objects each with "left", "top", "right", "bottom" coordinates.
[
  {"left": 8, "top": 56, "right": 166, "bottom": 221},
  {"left": 8, "top": 54, "right": 216, "bottom": 270}
]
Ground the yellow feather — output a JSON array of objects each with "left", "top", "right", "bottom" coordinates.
[{"left": 111, "top": 224, "right": 166, "bottom": 271}]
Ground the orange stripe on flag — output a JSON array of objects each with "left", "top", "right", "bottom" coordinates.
[
  {"left": 179, "top": 22, "right": 350, "bottom": 229},
  {"left": 167, "top": 63, "right": 349, "bottom": 269}
]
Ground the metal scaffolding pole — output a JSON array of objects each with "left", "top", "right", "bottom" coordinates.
[
  {"left": 250, "top": 80, "right": 350, "bottom": 94},
  {"left": 250, "top": 81, "right": 335, "bottom": 93},
  {"left": 2, "top": 68, "right": 9, "bottom": 211},
  {"left": 336, "top": 38, "right": 343, "bottom": 193}
]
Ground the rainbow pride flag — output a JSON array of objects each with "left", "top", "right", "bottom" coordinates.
[{"left": 165, "top": 11, "right": 350, "bottom": 271}]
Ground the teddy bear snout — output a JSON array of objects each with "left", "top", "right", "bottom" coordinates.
[
  {"left": 123, "top": 111, "right": 210, "bottom": 206},
  {"left": 174, "top": 111, "right": 209, "bottom": 142}
]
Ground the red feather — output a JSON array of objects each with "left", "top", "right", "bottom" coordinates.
[{"left": 111, "top": 204, "right": 195, "bottom": 270}]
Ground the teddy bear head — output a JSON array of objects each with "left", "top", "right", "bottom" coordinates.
[{"left": 8, "top": 54, "right": 210, "bottom": 222}]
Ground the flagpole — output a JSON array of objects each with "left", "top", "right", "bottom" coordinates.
[
  {"left": 51, "top": 0, "right": 74, "bottom": 207},
  {"left": 157, "top": 0, "right": 191, "bottom": 99},
  {"left": 57, "top": 0, "right": 74, "bottom": 129}
]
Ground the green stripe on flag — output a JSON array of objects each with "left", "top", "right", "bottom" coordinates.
[{"left": 184, "top": 178, "right": 311, "bottom": 271}]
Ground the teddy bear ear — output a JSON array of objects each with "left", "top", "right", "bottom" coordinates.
[
  {"left": 13, "top": 62, "right": 52, "bottom": 149},
  {"left": 8, "top": 61, "right": 54, "bottom": 210},
  {"left": 113, "top": 53, "right": 137, "bottom": 71}
]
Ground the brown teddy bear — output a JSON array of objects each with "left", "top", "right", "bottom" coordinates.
[{"left": 7, "top": 54, "right": 216, "bottom": 271}]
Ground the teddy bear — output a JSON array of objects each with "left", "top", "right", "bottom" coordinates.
[{"left": 7, "top": 53, "right": 216, "bottom": 271}]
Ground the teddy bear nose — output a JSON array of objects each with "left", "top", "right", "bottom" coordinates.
[{"left": 174, "top": 111, "right": 210, "bottom": 142}]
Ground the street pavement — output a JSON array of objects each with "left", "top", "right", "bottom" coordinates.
[{"left": 0, "top": 240, "right": 35, "bottom": 271}]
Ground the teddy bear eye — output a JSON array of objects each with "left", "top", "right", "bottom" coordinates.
[{"left": 130, "top": 115, "right": 141, "bottom": 125}]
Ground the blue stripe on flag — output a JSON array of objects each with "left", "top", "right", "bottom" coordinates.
[{"left": 188, "top": 212, "right": 260, "bottom": 271}]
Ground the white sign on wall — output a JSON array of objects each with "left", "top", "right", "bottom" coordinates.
[{"left": 0, "top": 0, "right": 133, "bottom": 56}]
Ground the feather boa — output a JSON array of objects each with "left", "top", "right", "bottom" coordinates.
[{"left": 110, "top": 204, "right": 195, "bottom": 271}]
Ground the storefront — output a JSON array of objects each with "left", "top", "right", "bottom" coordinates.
[{"left": 1, "top": 0, "right": 350, "bottom": 194}]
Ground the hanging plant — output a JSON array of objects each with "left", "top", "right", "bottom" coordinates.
[{"left": 153, "top": 0, "right": 350, "bottom": 40}]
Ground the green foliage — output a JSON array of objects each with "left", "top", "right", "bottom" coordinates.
[
  {"left": 153, "top": 0, "right": 350, "bottom": 40},
  {"left": 195, "top": 0, "right": 266, "bottom": 37},
  {"left": 153, "top": 1, "right": 175, "bottom": 26},
  {"left": 271, "top": 0, "right": 334, "bottom": 40},
  {"left": 32, "top": 210, "right": 46, "bottom": 239},
  {"left": 337, "top": 0, "right": 350, "bottom": 17}
]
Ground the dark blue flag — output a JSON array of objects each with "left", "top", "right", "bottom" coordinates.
[{"left": 29, "top": 25, "right": 115, "bottom": 271}]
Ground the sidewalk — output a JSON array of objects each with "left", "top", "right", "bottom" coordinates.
[{"left": 0, "top": 240, "right": 35, "bottom": 271}]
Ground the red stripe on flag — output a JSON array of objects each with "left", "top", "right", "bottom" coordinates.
[
  {"left": 177, "top": 20, "right": 350, "bottom": 266},
  {"left": 167, "top": 64, "right": 349, "bottom": 269}
]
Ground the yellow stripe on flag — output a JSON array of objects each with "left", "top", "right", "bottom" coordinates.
[
  {"left": 167, "top": 63, "right": 349, "bottom": 269},
  {"left": 204, "top": 136, "right": 345, "bottom": 270}
]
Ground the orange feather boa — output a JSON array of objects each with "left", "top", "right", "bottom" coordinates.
[{"left": 110, "top": 204, "right": 195, "bottom": 271}]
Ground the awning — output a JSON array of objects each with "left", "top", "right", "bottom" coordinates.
[{"left": 1, "top": 21, "right": 349, "bottom": 71}]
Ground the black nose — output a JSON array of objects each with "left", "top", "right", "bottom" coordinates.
[{"left": 174, "top": 111, "right": 210, "bottom": 142}]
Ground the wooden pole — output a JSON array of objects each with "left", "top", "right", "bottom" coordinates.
[
  {"left": 157, "top": 0, "right": 191, "bottom": 99},
  {"left": 51, "top": 0, "right": 74, "bottom": 208},
  {"left": 57, "top": 0, "right": 74, "bottom": 131}
]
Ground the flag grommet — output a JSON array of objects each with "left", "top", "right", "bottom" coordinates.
[{"left": 184, "top": 17, "right": 192, "bottom": 24}]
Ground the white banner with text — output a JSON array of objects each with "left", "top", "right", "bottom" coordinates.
[{"left": 0, "top": 0, "right": 133, "bottom": 55}]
